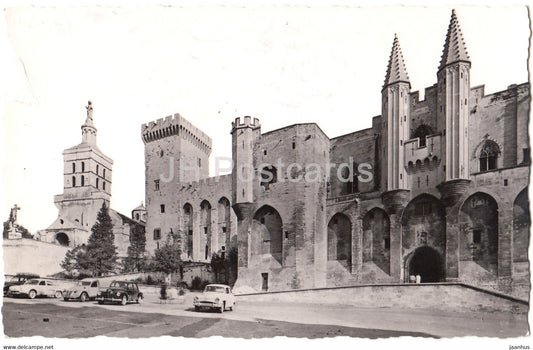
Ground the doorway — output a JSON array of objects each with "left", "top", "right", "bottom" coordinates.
[
  {"left": 261, "top": 273, "right": 268, "bottom": 291},
  {"left": 408, "top": 246, "right": 443, "bottom": 283}
]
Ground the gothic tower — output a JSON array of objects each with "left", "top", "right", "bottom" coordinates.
[
  {"left": 382, "top": 35, "right": 411, "bottom": 190},
  {"left": 437, "top": 9, "right": 471, "bottom": 181}
]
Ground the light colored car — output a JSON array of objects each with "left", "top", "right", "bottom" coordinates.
[
  {"left": 63, "top": 280, "right": 100, "bottom": 302},
  {"left": 193, "top": 284, "right": 235, "bottom": 313},
  {"left": 7, "top": 279, "right": 63, "bottom": 299}
]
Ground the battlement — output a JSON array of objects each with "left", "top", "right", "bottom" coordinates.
[
  {"left": 177, "top": 174, "right": 232, "bottom": 192},
  {"left": 141, "top": 113, "right": 212, "bottom": 155},
  {"left": 231, "top": 116, "right": 261, "bottom": 132}
]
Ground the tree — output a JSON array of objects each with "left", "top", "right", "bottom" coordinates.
[
  {"left": 60, "top": 245, "right": 87, "bottom": 278},
  {"left": 83, "top": 203, "right": 118, "bottom": 276},
  {"left": 152, "top": 231, "right": 182, "bottom": 284},
  {"left": 211, "top": 246, "right": 238, "bottom": 285},
  {"left": 123, "top": 224, "right": 147, "bottom": 273}
]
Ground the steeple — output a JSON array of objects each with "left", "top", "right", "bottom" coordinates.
[
  {"left": 438, "top": 9, "right": 470, "bottom": 71},
  {"left": 383, "top": 34, "right": 410, "bottom": 90},
  {"left": 81, "top": 100, "right": 97, "bottom": 145}
]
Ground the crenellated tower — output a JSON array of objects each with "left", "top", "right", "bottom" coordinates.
[
  {"left": 382, "top": 34, "right": 411, "bottom": 190},
  {"left": 437, "top": 9, "right": 471, "bottom": 181}
]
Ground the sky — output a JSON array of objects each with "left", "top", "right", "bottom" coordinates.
[{"left": 1, "top": 4, "right": 530, "bottom": 234}]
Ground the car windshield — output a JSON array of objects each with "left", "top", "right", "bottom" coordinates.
[
  {"left": 205, "top": 286, "right": 225, "bottom": 293},
  {"left": 79, "top": 281, "right": 91, "bottom": 286},
  {"left": 26, "top": 280, "right": 40, "bottom": 285},
  {"left": 110, "top": 281, "right": 127, "bottom": 288}
]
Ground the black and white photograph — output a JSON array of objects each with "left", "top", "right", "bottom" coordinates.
[{"left": 1, "top": 1, "right": 531, "bottom": 349}]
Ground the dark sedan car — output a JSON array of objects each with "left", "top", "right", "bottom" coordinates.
[
  {"left": 4, "top": 273, "right": 40, "bottom": 296},
  {"left": 95, "top": 281, "right": 143, "bottom": 306}
]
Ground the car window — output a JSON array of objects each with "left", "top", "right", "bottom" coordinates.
[
  {"left": 27, "top": 280, "right": 39, "bottom": 285},
  {"left": 91, "top": 282, "right": 98, "bottom": 288},
  {"left": 39, "top": 281, "right": 45, "bottom": 286},
  {"left": 226, "top": 288, "right": 229, "bottom": 294},
  {"left": 205, "top": 286, "right": 225, "bottom": 293}
]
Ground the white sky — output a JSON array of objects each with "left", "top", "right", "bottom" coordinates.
[{"left": 1, "top": 4, "right": 530, "bottom": 234}]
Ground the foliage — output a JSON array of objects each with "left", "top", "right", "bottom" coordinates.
[
  {"left": 160, "top": 284, "right": 168, "bottom": 300},
  {"left": 191, "top": 276, "right": 203, "bottom": 290},
  {"left": 3, "top": 217, "right": 33, "bottom": 239},
  {"left": 152, "top": 231, "right": 182, "bottom": 276},
  {"left": 60, "top": 245, "right": 87, "bottom": 277},
  {"left": 123, "top": 223, "right": 147, "bottom": 273},
  {"left": 210, "top": 246, "right": 238, "bottom": 285},
  {"left": 82, "top": 203, "right": 118, "bottom": 276}
]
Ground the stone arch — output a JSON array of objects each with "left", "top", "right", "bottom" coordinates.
[
  {"left": 55, "top": 232, "right": 70, "bottom": 247},
  {"left": 513, "top": 188, "right": 529, "bottom": 263},
  {"left": 401, "top": 194, "right": 446, "bottom": 280},
  {"left": 459, "top": 192, "right": 499, "bottom": 275},
  {"left": 362, "top": 208, "right": 390, "bottom": 274},
  {"left": 218, "top": 197, "right": 231, "bottom": 254},
  {"left": 183, "top": 203, "right": 193, "bottom": 259},
  {"left": 327, "top": 213, "right": 352, "bottom": 268},
  {"left": 252, "top": 205, "right": 283, "bottom": 264},
  {"left": 405, "top": 246, "right": 444, "bottom": 282},
  {"left": 200, "top": 200, "right": 212, "bottom": 260}
]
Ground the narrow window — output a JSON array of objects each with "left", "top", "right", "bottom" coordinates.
[
  {"left": 96, "top": 178, "right": 99, "bottom": 189},
  {"left": 198, "top": 158, "right": 202, "bottom": 167},
  {"left": 426, "top": 175, "right": 429, "bottom": 186},
  {"left": 285, "top": 231, "right": 289, "bottom": 239},
  {"left": 103, "top": 181, "right": 106, "bottom": 190},
  {"left": 154, "top": 179, "right": 160, "bottom": 191},
  {"left": 72, "top": 176, "right": 76, "bottom": 187},
  {"left": 417, "top": 177, "right": 420, "bottom": 188},
  {"left": 473, "top": 229, "right": 482, "bottom": 244},
  {"left": 160, "top": 204, "right": 165, "bottom": 213},
  {"left": 81, "top": 162, "right": 85, "bottom": 172},
  {"left": 264, "top": 150, "right": 267, "bottom": 155},
  {"left": 96, "top": 164, "right": 99, "bottom": 175},
  {"left": 204, "top": 227, "right": 208, "bottom": 234},
  {"left": 188, "top": 229, "right": 193, "bottom": 236},
  {"left": 222, "top": 226, "right": 227, "bottom": 233},
  {"left": 81, "top": 176, "right": 85, "bottom": 186},
  {"left": 153, "top": 228, "right": 161, "bottom": 240},
  {"left": 292, "top": 142, "right": 296, "bottom": 149},
  {"left": 205, "top": 245, "right": 209, "bottom": 260},
  {"left": 72, "top": 163, "right": 76, "bottom": 173},
  {"left": 384, "top": 237, "right": 390, "bottom": 250},
  {"left": 504, "top": 179, "right": 508, "bottom": 186},
  {"left": 103, "top": 169, "right": 106, "bottom": 178}
]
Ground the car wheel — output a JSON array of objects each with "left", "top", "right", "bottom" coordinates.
[
  {"left": 137, "top": 294, "right": 143, "bottom": 304},
  {"left": 98, "top": 300, "right": 104, "bottom": 305},
  {"left": 120, "top": 295, "right": 128, "bottom": 306},
  {"left": 194, "top": 306, "right": 200, "bottom": 312},
  {"left": 80, "top": 293, "right": 88, "bottom": 302},
  {"left": 54, "top": 291, "right": 62, "bottom": 299},
  {"left": 28, "top": 290, "right": 37, "bottom": 299},
  {"left": 63, "top": 297, "right": 69, "bottom": 301}
]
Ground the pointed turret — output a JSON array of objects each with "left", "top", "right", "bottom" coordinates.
[
  {"left": 437, "top": 10, "right": 471, "bottom": 181},
  {"left": 381, "top": 34, "right": 411, "bottom": 191},
  {"left": 383, "top": 34, "right": 410, "bottom": 90},
  {"left": 438, "top": 9, "right": 470, "bottom": 72}
]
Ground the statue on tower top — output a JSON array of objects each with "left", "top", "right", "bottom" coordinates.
[{"left": 86, "top": 100, "right": 93, "bottom": 121}]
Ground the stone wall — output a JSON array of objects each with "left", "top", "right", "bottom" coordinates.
[{"left": 3, "top": 238, "right": 69, "bottom": 276}]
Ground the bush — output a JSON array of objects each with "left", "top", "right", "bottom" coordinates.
[
  {"left": 146, "top": 275, "right": 154, "bottom": 285},
  {"left": 160, "top": 284, "right": 167, "bottom": 300},
  {"left": 191, "top": 276, "right": 202, "bottom": 290}
]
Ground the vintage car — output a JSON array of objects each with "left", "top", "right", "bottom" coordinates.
[
  {"left": 193, "top": 284, "right": 236, "bottom": 313},
  {"left": 95, "top": 280, "right": 143, "bottom": 305},
  {"left": 7, "top": 279, "right": 63, "bottom": 299},
  {"left": 3, "top": 273, "right": 39, "bottom": 296},
  {"left": 63, "top": 280, "right": 100, "bottom": 302}
]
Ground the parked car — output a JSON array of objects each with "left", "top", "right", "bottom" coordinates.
[
  {"left": 3, "top": 273, "right": 39, "bottom": 296},
  {"left": 193, "top": 284, "right": 235, "bottom": 313},
  {"left": 63, "top": 280, "right": 100, "bottom": 302},
  {"left": 95, "top": 280, "right": 143, "bottom": 305},
  {"left": 7, "top": 279, "right": 63, "bottom": 299}
]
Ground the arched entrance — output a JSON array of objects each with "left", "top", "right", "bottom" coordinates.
[
  {"left": 407, "top": 246, "right": 443, "bottom": 283},
  {"left": 252, "top": 205, "right": 283, "bottom": 264},
  {"left": 327, "top": 213, "right": 352, "bottom": 268},
  {"left": 55, "top": 232, "right": 70, "bottom": 246},
  {"left": 362, "top": 208, "right": 390, "bottom": 274}
]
